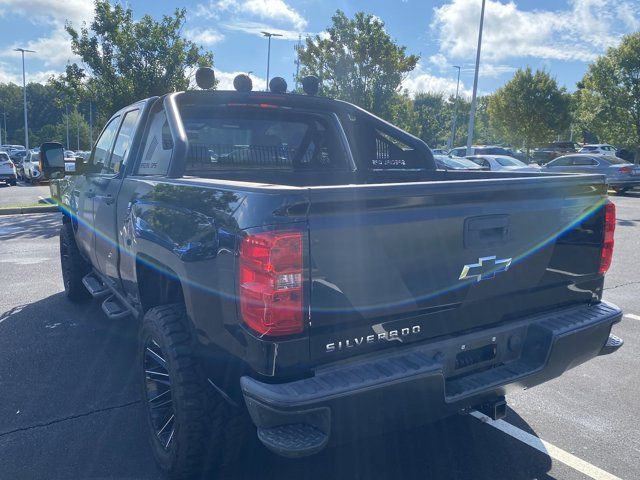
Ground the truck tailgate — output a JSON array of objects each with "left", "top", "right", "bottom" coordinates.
[{"left": 306, "top": 175, "right": 608, "bottom": 362}]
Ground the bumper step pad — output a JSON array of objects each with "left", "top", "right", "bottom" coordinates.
[
  {"left": 600, "top": 333, "right": 624, "bottom": 356},
  {"left": 257, "top": 424, "right": 328, "bottom": 458}
]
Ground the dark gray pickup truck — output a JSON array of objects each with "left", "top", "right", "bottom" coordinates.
[{"left": 44, "top": 75, "right": 623, "bottom": 479}]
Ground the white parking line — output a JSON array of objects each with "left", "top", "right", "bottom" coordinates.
[
  {"left": 470, "top": 411, "right": 622, "bottom": 480},
  {"left": 624, "top": 313, "right": 640, "bottom": 321}
]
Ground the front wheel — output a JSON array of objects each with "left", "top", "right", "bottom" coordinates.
[
  {"left": 140, "top": 304, "right": 249, "bottom": 479},
  {"left": 60, "top": 223, "right": 91, "bottom": 301}
]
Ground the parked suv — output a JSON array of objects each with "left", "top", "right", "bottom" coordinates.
[
  {"left": 0, "top": 151, "right": 17, "bottom": 185},
  {"left": 531, "top": 141, "right": 581, "bottom": 164},
  {"left": 578, "top": 144, "right": 617, "bottom": 155},
  {"left": 23, "top": 150, "right": 43, "bottom": 184}
]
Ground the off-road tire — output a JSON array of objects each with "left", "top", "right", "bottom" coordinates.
[
  {"left": 60, "top": 223, "right": 91, "bottom": 301},
  {"left": 140, "top": 304, "right": 249, "bottom": 479}
]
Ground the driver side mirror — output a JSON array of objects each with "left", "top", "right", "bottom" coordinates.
[{"left": 39, "top": 142, "right": 65, "bottom": 179}]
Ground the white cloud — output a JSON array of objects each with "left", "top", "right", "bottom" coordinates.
[
  {"left": 221, "top": 21, "right": 305, "bottom": 40},
  {"left": 195, "top": 70, "right": 267, "bottom": 91},
  {"left": 0, "top": 0, "right": 91, "bottom": 71},
  {"left": 4, "top": 28, "right": 80, "bottom": 67},
  {"left": 402, "top": 66, "right": 471, "bottom": 97},
  {"left": 0, "top": 60, "right": 58, "bottom": 84},
  {"left": 0, "top": 0, "right": 93, "bottom": 25},
  {"left": 431, "top": 0, "right": 640, "bottom": 63},
  {"left": 184, "top": 28, "right": 225, "bottom": 46},
  {"left": 241, "top": 0, "right": 307, "bottom": 30},
  {"left": 194, "top": 0, "right": 307, "bottom": 30},
  {"left": 428, "top": 53, "right": 448, "bottom": 67}
]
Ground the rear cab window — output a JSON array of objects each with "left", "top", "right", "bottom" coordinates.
[{"left": 176, "top": 103, "right": 350, "bottom": 176}]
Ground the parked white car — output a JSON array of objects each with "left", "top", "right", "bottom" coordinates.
[
  {"left": 578, "top": 144, "right": 617, "bottom": 155},
  {"left": 466, "top": 155, "right": 541, "bottom": 172},
  {"left": 22, "top": 149, "right": 43, "bottom": 184},
  {"left": 0, "top": 151, "right": 17, "bottom": 186}
]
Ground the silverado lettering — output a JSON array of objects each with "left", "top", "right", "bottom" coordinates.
[{"left": 326, "top": 325, "right": 422, "bottom": 352}]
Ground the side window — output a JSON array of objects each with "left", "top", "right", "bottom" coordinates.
[
  {"left": 92, "top": 116, "right": 121, "bottom": 173},
  {"left": 107, "top": 109, "right": 140, "bottom": 175},
  {"left": 572, "top": 156, "right": 598, "bottom": 166},
  {"left": 137, "top": 110, "right": 173, "bottom": 176},
  {"left": 548, "top": 156, "right": 571, "bottom": 167}
]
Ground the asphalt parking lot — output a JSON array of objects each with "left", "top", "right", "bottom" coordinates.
[
  {"left": 0, "top": 194, "right": 638, "bottom": 480},
  {"left": 0, "top": 180, "right": 51, "bottom": 206}
]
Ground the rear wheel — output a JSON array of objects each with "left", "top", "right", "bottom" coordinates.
[
  {"left": 60, "top": 223, "right": 91, "bottom": 301},
  {"left": 140, "top": 304, "right": 249, "bottom": 479}
]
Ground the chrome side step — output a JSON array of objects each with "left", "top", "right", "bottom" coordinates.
[
  {"left": 101, "top": 295, "right": 131, "bottom": 320},
  {"left": 82, "top": 273, "right": 110, "bottom": 298},
  {"left": 84, "top": 270, "right": 139, "bottom": 320}
]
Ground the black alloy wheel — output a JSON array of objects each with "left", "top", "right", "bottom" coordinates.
[{"left": 143, "top": 337, "right": 176, "bottom": 451}]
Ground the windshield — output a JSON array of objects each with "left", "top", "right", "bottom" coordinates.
[
  {"left": 448, "top": 157, "right": 482, "bottom": 169},
  {"left": 496, "top": 157, "right": 526, "bottom": 167}
]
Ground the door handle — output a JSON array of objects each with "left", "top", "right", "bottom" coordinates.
[{"left": 103, "top": 194, "right": 115, "bottom": 205}]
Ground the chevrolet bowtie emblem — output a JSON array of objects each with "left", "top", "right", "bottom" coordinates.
[{"left": 459, "top": 256, "right": 512, "bottom": 282}]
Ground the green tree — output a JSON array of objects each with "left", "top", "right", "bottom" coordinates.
[
  {"left": 65, "top": 0, "right": 213, "bottom": 117},
  {"left": 298, "top": 10, "right": 419, "bottom": 122},
  {"left": 488, "top": 68, "right": 570, "bottom": 154},
  {"left": 575, "top": 32, "right": 640, "bottom": 161},
  {"left": 0, "top": 82, "right": 64, "bottom": 146},
  {"left": 412, "top": 93, "right": 449, "bottom": 147}
]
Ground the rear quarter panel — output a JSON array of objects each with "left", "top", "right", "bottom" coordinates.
[{"left": 116, "top": 177, "right": 310, "bottom": 375}]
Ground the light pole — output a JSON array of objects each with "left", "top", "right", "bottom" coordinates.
[
  {"left": 261, "top": 31, "right": 282, "bottom": 90},
  {"left": 465, "top": 0, "right": 486, "bottom": 156},
  {"left": 14, "top": 48, "right": 35, "bottom": 150},
  {"left": 65, "top": 103, "right": 70, "bottom": 150},
  {"left": 76, "top": 108, "right": 80, "bottom": 150},
  {"left": 0, "top": 110, "right": 7, "bottom": 145},
  {"left": 88, "top": 100, "right": 93, "bottom": 147},
  {"left": 449, "top": 66, "right": 462, "bottom": 150}
]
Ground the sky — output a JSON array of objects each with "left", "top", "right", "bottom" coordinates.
[{"left": 0, "top": 0, "right": 639, "bottom": 98}]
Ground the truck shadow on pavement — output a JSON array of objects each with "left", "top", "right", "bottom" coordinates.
[
  {"left": 227, "top": 409, "right": 555, "bottom": 480},
  {"left": 0, "top": 212, "right": 59, "bottom": 240},
  {"left": 0, "top": 292, "right": 555, "bottom": 480}
]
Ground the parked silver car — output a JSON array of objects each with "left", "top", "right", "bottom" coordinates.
[
  {"left": 542, "top": 154, "right": 640, "bottom": 194},
  {"left": 434, "top": 155, "right": 485, "bottom": 170},
  {"left": 466, "top": 155, "right": 541, "bottom": 172}
]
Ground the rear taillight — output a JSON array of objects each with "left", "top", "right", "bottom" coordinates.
[
  {"left": 619, "top": 166, "right": 633, "bottom": 174},
  {"left": 599, "top": 201, "right": 616, "bottom": 275},
  {"left": 239, "top": 231, "right": 304, "bottom": 336}
]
